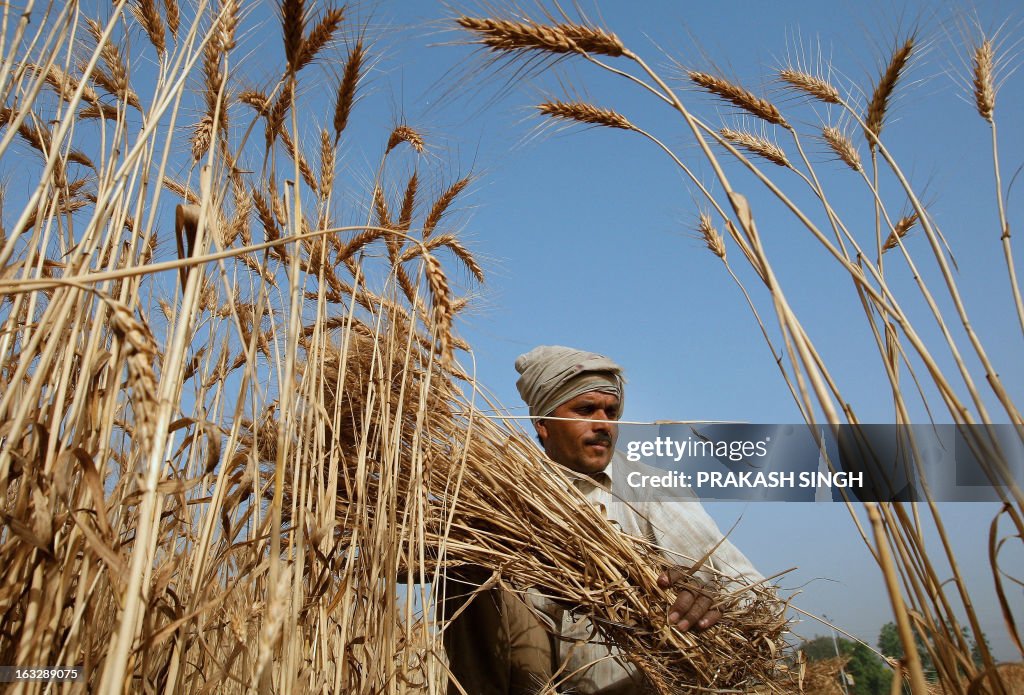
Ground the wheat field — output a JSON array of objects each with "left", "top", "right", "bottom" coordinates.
[{"left": 0, "top": 1, "right": 1021, "bottom": 694}]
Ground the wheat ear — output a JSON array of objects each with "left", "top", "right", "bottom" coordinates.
[
  {"left": 864, "top": 37, "right": 914, "bottom": 144},
  {"left": 538, "top": 100, "right": 636, "bottom": 130},
  {"left": 455, "top": 16, "right": 625, "bottom": 57},
  {"left": 386, "top": 125, "right": 425, "bottom": 154},
  {"left": 972, "top": 39, "right": 994, "bottom": 122},
  {"left": 822, "top": 126, "right": 862, "bottom": 172},
  {"left": 689, "top": 71, "right": 788, "bottom": 128},
  {"left": 883, "top": 213, "right": 919, "bottom": 252},
  {"left": 697, "top": 213, "right": 727, "bottom": 260},
  {"left": 333, "top": 41, "right": 364, "bottom": 139},
  {"left": 778, "top": 68, "right": 841, "bottom": 104},
  {"left": 720, "top": 127, "right": 789, "bottom": 167}
]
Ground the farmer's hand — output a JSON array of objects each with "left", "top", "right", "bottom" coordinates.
[{"left": 658, "top": 567, "right": 721, "bottom": 632}]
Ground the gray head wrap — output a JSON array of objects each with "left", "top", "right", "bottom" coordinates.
[{"left": 514, "top": 345, "right": 625, "bottom": 418}]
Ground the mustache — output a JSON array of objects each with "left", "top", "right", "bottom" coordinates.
[{"left": 585, "top": 434, "right": 613, "bottom": 447}]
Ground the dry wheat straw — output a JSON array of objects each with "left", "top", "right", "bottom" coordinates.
[
  {"left": 864, "top": 37, "right": 914, "bottom": 144},
  {"left": 13, "top": 4, "right": 1003, "bottom": 694},
  {"left": 689, "top": 71, "right": 788, "bottom": 127},
  {"left": 538, "top": 99, "right": 636, "bottom": 130},
  {"left": 720, "top": 127, "right": 789, "bottom": 167}
]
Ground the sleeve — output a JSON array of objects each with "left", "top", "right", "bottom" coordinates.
[{"left": 638, "top": 498, "right": 764, "bottom": 589}]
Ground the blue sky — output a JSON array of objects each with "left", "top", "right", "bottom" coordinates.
[
  {"left": 334, "top": 0, "right": 1024, "bottom": 658},
  {"left": 316, "top": 0, "right": 1024, "bottom": 659}
]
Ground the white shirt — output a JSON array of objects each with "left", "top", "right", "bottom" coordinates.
[{"left": 529, "top": 452, "right": 763, "bottom": 693}]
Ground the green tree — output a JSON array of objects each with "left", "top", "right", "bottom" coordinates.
[
  {"left": 877, "top": 621, "right": 935, "bottom": 679},
  {"left": 878, "top": 620, "right": 990, "bottom": 680},
  {"left": 801, "top": 635, "right": 893, "bottom": 695}
]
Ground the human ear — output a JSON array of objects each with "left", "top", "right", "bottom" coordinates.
[{"left": 535, "top": 419, "right": 548, "bottom": 443}]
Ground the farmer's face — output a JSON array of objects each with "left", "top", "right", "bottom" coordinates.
[{"left": 536, "top": 390, "right": 620, "bottom": 476}]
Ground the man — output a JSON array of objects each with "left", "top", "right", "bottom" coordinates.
[{"left": 444, "top": 345, "right": 762, "bottom": 694}]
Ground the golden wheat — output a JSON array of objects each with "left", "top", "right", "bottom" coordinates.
[
  {"left": 864, "top": 37, "right": 914, "bottom": 144},
  {"left": 972, "top": 39, "right": 995, "bottom": 122},
  {"left": 689, "top": 71, "right": 789, "bottom": 127},
  {"left": 779, "top": 68, "right": 841, "bottom": 104},
  {"left": 720, "top": 126, "right": 790, "bottom": 167},
  {"left": 538, "top": 99, "right": 636, "bottom": 130}
]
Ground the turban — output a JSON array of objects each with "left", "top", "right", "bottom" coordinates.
[{"left": 514, "top": 345, "right": 625, "bottom": 418}]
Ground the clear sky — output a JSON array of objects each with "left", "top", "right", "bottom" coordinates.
[
  {"left": 220, "top": 0, "right": 1024, "bottom": 661},
  {"left": 297, "top": 0, "right": 1024, "bottom": 661},
  {"left": 315, "top": 0, "right": 1024, "bottom": 660}
]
